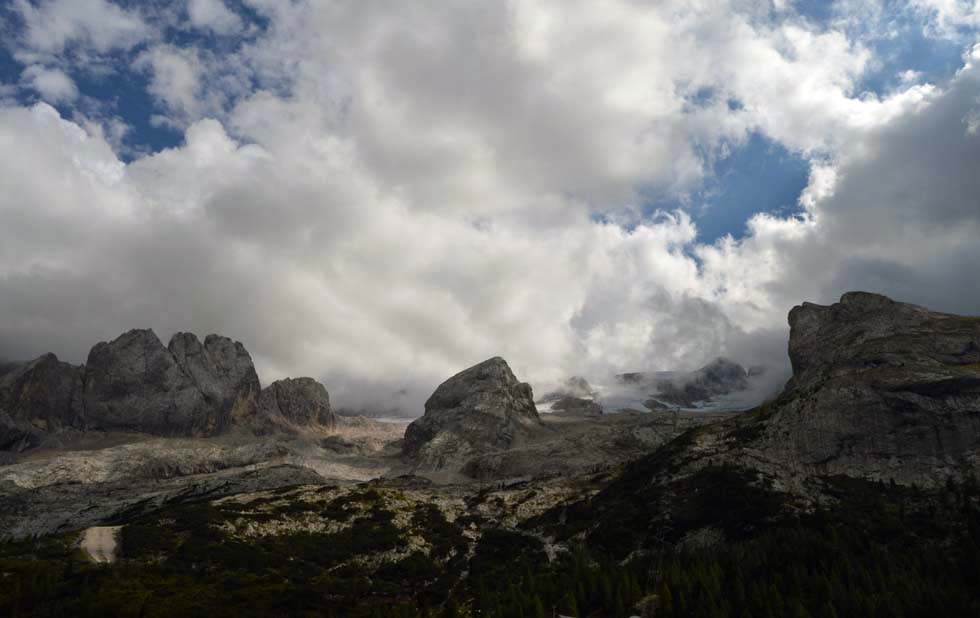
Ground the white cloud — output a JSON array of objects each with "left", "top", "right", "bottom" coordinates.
[
  {"left": 132, "top": 43, "right": 254, "bottom": 127},
  {"left": 1, "top": 1, "right": 979, "bottom": 413},
  {"left": 133, "top": 46, "right": 204, "bottom": 119},
  {"left": 12, "top": 0, "right": 151, "bottom": 56},
  {"left": 910, "top": 0, "right": 980, "bottom": 33},
  {"left": 187, "top": 0, "right": 243, "bottom": 35},
  {"left": 20, "top": 65, "right": 78, "bottom": 103}
]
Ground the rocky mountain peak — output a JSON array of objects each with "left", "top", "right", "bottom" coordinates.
[
  {"left": 259, "top": 377, "right": 336, "bottom": 430},
  {"left": 653, "top": 357, "right": 750, "bottom": 408},
  {"left": 83, "top": 329, "right": 212, "bottom": 436},
  {"left": 1, "top": 329, "right": 339, "bottom": 449},
  {"left": 786, "top": 291, "right": 971, "bottom": 390},
  {"left": 0, "top": 352, "right": 83, "bottom": 447},
  {"left": 423, "top": 356, "right": 538, "bottom": 422},
  {"left": 167, "top": 332, "right": 261, "bottom": 429},
  {"left": 711, "top": 291, "right": 980, "bottom": 486},
  {"left": 403, "top": 357, "right": 541, "bottom": 473}
]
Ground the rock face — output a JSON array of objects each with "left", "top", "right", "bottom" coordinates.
[
  {"left": 761, "top": 292, "right": 980, "bottom": 483},
  {"left": 403, "top": 357, "right": 541, "bottom": 472},
  {"left": 608, "top": 358, "right": 756, "bottom": 412},
  {"left": 0, "top": 354, "right": 84, "bottom": 430},
  {"left": 0, "top": 329, "right": 336, "bottom": 447},
  {"left": 83, "top": 330, "right": 213, "bottom": 435},
  {"left": 168, "top": 333, "right": 262, "bottom": 431},
  {"left": 668, "top": 292, "right": 980, "bottom": 488},
  {"left": 655, "top": 358, "right": 749, "bottom": 408},
  {"left": 550, "top": 396, "right": 603, "bottom": 417},
  {"left": 259, "top": 377, "right": 336, "bottom": 430},
  {"left": 0, "top": 354, "right": 84, "bottom": 451}
]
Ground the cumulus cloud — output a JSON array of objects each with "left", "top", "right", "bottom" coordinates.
[
  {"left": 911, "top": 0, "right": 980, "bottom": 33},
  {"left": 133, "top": 43, "right": 252, "bottom": 127},
  {"left": 133, "top": 46, "right": 204, "bottom": 119},
  {"left": 20, "top": 65, "right": 78, "bottom": 102},
  {"left": 11, "top": 0, "right": 151, "bottom": 56},
  {"left": 187, "top": 0, "right": 243, "bottom": 36},
  {"left": 1, "top": 1, "right": 978, "bottom": 414}
]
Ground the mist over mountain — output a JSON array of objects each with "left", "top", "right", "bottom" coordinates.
[
  {"left": 3, "top": 1, "right": 980, "bottom": 417},
  {"left": 1, "top": 291, "right": 978, "bottom": 616},
  {"left": 3, "top": 0, "right": 980, "bottom": 615}
]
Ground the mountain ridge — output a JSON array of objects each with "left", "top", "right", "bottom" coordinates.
[{"left": 0, "top": 328, "right": 338, "bottom": 451}]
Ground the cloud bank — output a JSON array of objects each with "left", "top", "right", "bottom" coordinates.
[{"left": 1, "top": 1, "right": 979, "bottom": 414}]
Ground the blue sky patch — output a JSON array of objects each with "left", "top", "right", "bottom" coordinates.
[
  {"left": 857, "top": 25, "right": 966, "bottom": 95},
  {"left": 650, "top": 133, "right": 811, "bottom": 244},
  {"left": 793, "top": 0, "right": 972, "bottom": 96},
  {"left": 0, "top": 42, "right": 19, "bottom": 88},
  {"left": 75, "top": 54, "right": 185, "bottom": 158}
]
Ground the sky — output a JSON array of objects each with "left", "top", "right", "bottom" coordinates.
[{"left": 1, "top": 0, "right": 980, "bottom": 414}]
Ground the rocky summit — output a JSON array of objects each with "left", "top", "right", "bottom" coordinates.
[
  {"left": 608, "top": 356, "right": 760, "bottom": 412},
  {"left": 258, "top": 377, "right": 336, "bottom": 432},
  {"left": 402, "top": 356, "right": 542, "bottom": 472},
  {"left": 0, "top": 353, "right": 84, "bottom": 450},
  {"left": 84, "top": 329, "right": 229, "bottom": 436},
  {"left": 655, "top": 292, "right": 980, "bottom": 488},
  {"left": 655, "top": 357, "right": 749, "bottom": 408},
  {"left": 0, "top": 329, "right": 337, "bottom": 450},
  {"left": 1, "top": 293, "right": 979, "bottom": 617},
  {"left": 770, "top": 291, "right": 980, "bottom": 483},
  {"left": 168, "top": 332, "right": 262, "bottom": 431}
]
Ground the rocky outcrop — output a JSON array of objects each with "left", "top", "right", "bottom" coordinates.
[
  {"left": 259, "top": 377, "right": 336, "bottom": 431},
  {"left": 0, "top": 329, "right": 338, "bottom": 447},
  {"left": 664, "top": 292, "right": 980, "bottom": 488},
  {"left": 168, "top": 333, "right": 262, "bottom": 431},
  {"left": 83, "top": 330, "right": 213, "bottom": 436},
  {"left": 655, "top": 358, "right": 748, "bottom": 408},
  {"left": 760, "top": 292, "right": 980, "bottom": 484},
  {"left": 0, "top": 354, "right": 85, "bottom": 451},
  {"left": 550, "top": 396, "right": 603, "bottom": 417},
  {"left": 403, "top": 357, "right": 542, "bottom": 473},
  {"left": 0, "top": 414, "right": 42, "bottom": 453},
  {"left": 610, "top": 358, "right": 753, "bottom": 412},
  {"left": 0, "top": 354, "right": 84, "bottom": 431}
]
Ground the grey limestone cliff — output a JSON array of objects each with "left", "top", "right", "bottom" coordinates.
[
  {"left": 259, "top": 377, "right": 336, "bottom": 431},
  {"left": 403, "top": 357, "right": 542, "bottom": 472},
  {"left": 0, "top": 329, "right": 337, "bottom": 448},
  {"left": 669, "top": 292, "right": 980, "bottom": 488},
  {"left": 763, "top": 291, "right": 980, "bottom": 483}
]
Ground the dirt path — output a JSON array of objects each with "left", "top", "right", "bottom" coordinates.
[{"left": 80, "top": 526, "right": 122, "bottom": 563}]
